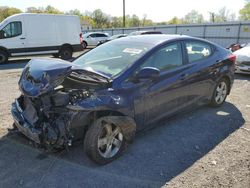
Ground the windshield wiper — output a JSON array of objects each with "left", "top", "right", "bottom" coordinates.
[{"left": 70, "top": 70, "right": 110, "bottom": 83}]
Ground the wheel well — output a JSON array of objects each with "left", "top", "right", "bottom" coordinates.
[
  {"left": 90, "top": 110, "right": 125, "bottom": 123},
  {"left": 83, "top": 110, "right": 126, "bottom": 136},
  {"left": 0, "top": 47, "right": 9, "bottom": 56},
  {"left": 221, "top": 75, "right": 231, "bottom": 94},
  {"left": 82, "top": 41, "right": 88, "bottom": 46},
  {"left": 60, "top": 44, "right": 73, "bottom": 53}
]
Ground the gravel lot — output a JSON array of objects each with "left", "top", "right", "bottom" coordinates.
[{"left": 0, "top": 54, "right": 249, "bottom": 188}]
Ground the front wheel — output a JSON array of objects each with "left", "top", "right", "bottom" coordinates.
[
  {"left": 0, "top": 50, "right": 8, "bottom": 64},
  {"left": 210, "top": 78, "right": 229, "bottom": 107},
  {"left": 84, "top": 117, "right": 126, "bottom": 165},
  {"left": 82, "top": 41, "right": 87, "bottom": 49}
]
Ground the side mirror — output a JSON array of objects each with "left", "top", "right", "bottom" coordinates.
[
  {"left": 135, "top": 67, "right": 160, "bottom": 80},
  {"left": 87, "top": 35, "right": 91, "bottom": 38}
]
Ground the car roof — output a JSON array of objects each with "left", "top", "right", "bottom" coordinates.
[
  {"left": 115, "top": 34, "right": 192, "bottom": 45},
  {"left": 84, "top": 32, "right": 108, "bottom": 35}
]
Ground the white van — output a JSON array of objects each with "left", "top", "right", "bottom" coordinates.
[{"left": 0, "top": 13, "right": 83, "bottom": 64}]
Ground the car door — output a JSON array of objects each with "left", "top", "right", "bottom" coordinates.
[
  {"left": 181, "top": 40, "right": 217, "bottom": 103},
  {"left": 95, "top": 33, "right": 108, "bottom": 44},
  {"left": 87, "top": 33, "right": 97, "bottom": 46},
  {"left": 132, "top": 42, "right": 194, "bottom": 129},
  {"left": 0, "top": 21, "right": 27, "bottom": 55}
]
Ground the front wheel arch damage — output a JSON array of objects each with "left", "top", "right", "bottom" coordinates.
[
  {"left": 84, "top": 112, "right": 137, "bottom": 143},
  {"left": 84, "top": 115, "right": 136, "bottom": 164},
  {"left": 39, "top": 110, "right": 136, "bottom": 151}
]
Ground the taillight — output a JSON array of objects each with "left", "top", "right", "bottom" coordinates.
[{"left": 228, "top": 54, "right": 236, "bottom": 63}]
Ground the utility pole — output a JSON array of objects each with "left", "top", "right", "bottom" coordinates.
[
  {"left": 209, "top": 12, "right": 215, "bottom": 23},
  {"left": 123, "top": 0, "right": 125, "bottom": 27}
]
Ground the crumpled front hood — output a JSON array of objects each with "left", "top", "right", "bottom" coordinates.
[
  {"left": 19, "top": 58, "right": 74, "bottom": 97},
  {"left": 19, "top": 58, "right": 110, "bottom": 97}
]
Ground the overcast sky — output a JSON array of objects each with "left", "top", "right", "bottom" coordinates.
[{"left": 1, "top": 0, "right": 247, "bottom": 22}]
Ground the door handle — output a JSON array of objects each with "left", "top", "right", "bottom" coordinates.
[
  {"left": 20, "top": 37, "right": 26, "bottom": 40},
  {"left": 179, "top": 73, "right": 188, "bottom": 80}
]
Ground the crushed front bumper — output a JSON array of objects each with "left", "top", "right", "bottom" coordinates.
[{"left": 11, "top": 99, "right": 42, "bottom": 144}]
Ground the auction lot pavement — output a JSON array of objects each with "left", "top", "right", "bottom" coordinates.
[{"left": 0, "top": 54, "right": 249, "bottom": 188}]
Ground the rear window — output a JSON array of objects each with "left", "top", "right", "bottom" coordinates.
[
  {"left": 185, "top": 41, "right": 212, "bottom": 63},
  {"left": 96, "top": 33, "right": 108, "bottom": 37}
]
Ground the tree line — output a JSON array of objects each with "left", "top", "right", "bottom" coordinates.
[{"left": 1, "top": 2, "right": 250, "bottom": 29}]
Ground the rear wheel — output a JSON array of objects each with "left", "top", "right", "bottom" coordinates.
[
  {"left": 60, "top": 47, "right": 72, "bottom": 60},
  {"left": 0, "top": 50, "right": 8, "bottom": 64},
  {"left": 84, "top": 117, "right": 126, "bottom": 165},
  {"left": 210, "top": 78, "right": 229, "bottom": 107}
]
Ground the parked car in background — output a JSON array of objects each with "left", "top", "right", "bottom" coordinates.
[
  {"left": 233, "top": 43, "right": 250, "bottom": 74},
  {"left": 82, "top": 32, "right": 110, "bottom": 48},
  {"left": 11, "top": 35, "right": 235, "bottom": 164},
  {"left": 128, "top": 30, "right": 162, "bottom": 36},
  {"left": 97, "top": 34, "right": 127, "bottom": 46},
  {"left": 227, "top": 43, "right": 244, "bottom": 52},
  {"left": 0, "top": 13, "right": 83, "bottom": 64}
]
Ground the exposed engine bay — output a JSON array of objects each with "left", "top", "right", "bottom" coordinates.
[
  {"left": 14, "top": 87, "right": 91, "bottom": 150},
  {"left": 12, "top": 58, "right": 110, "bottom": 150},
  {"left": 11, "top": 58, "right": 136, "bottom": 156}
]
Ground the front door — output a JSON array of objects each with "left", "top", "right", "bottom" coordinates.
[
  {"left": 0, "top": 20, "right": 26, "bottom": 56},
  {"left": 132, "top": 42, "right": 193, "bottom": 129}
]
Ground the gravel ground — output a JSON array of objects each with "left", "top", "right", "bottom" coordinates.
[{"left": 0, "top": 56, "right": 249, "bottom": 188}]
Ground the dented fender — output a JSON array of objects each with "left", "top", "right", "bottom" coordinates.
[{"left": 66, "top": 93, "right": 134, "bottom": 117}]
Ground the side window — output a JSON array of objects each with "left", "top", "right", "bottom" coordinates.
[
  {"left": 185, "top": 41, "right": 212, "bottom": 63},
  {"left": 0, "top": 22, "right": 22, "bottom": 38},
  {"left": 89, "top": 34, "right": 96, "bottom": 38},
  {"left": 141, "top": 43, "right": 183, "bottom": 71},
  {"left": 96, "top": 33, "right": 107, "bottom": 37}
]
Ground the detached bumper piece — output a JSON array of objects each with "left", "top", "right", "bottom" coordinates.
[{"left": 11, "top": 100, "right": 42, "bottom": 144}]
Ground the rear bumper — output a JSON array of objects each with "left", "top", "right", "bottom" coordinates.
[{"left": 11, "top": 100, "right": 42, "bottom": 144}]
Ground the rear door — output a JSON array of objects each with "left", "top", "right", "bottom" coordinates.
[{"left": 182, "top": 40, "right": 217, "bottom": 102}]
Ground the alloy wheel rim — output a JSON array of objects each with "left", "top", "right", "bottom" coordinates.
[
  {"left": 215, "top": 81, "right": 227, "bottom": 104},
  {"left": 97, "top": 122, "right": 123, "bottom": 158}
]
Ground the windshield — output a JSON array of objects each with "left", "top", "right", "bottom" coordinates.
[{"left": 73, "top": 40, "right": 152, "bottom": 77}]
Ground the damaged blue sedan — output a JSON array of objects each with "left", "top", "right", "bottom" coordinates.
[{"left": 11, "top": 35, "right": 235, "bottom": 164}]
